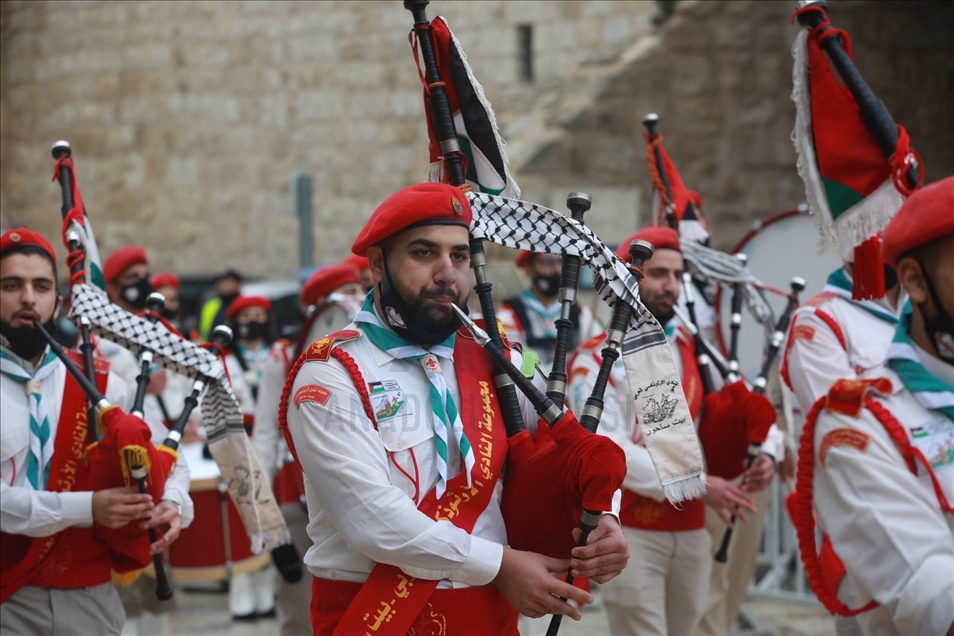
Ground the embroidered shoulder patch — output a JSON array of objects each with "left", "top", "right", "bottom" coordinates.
[
  {"left": 294, "top": 384, "right": 332, "bottom": 407},
  {"left": 824, "top": 377, "right": 893, "bottom": 417},
  {"left": 819, "top": 427, "right": 872, "bottom": 466},
  {"left": 791, "top": 324, "right": 816, "bottom": 343},
  {"left": 804, "top": 292, "right": 837, "bottom": 308},
  {"left": 304, "top": 329, "right": 361, "bottom": 362}
]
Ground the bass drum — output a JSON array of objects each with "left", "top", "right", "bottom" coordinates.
[
  {"left": 716, "top": 205, "right": 841, "bottom": 383},
  {"left": 166, "top": 442, "right": 271, "bottom": 582}
]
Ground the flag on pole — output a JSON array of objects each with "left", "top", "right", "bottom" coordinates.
[
  {"left": 790, "top": 17, "right": 919, "bottom": 299},
  {"left": 53, "top": 156, "right": 105, "bottom": 291},
  {"left": 412, "top": 16, "right": 520, "bottom": 198}
]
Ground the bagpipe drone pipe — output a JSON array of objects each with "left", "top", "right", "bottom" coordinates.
[{"left": 50, "top": 142, "right": 296, "bottom": 596}]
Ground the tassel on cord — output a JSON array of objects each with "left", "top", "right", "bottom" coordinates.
[
  {"left": 851, "top": 235, "right": 885, "bottom": 300},
  {"left": 120, "top": 446, "right": 152, "bottom": 488}
]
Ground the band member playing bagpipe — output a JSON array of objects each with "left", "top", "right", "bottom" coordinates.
[
  {"left": 499, "top": 251, "right": 602, "bottom": 375},
  {"left": 100, "top": 245, "right": 194, "bottom": 635},
  {"left": 567, "top": 226, "right": 784, "bottom": 636},
  {"left": 251, "top": 262, "right": 364, "bottom": 635},
  {"left": 279, "top": 184, "right": 630, "bottom": 635},
  {"left": 783, "top": 2, "right": 927, "bottom": 630},
  {"left": 790, "top": 178, "right": 954, "bottom": 636},
  {"left": 0, "top": 229, "right": 180, "bottom": 635}
]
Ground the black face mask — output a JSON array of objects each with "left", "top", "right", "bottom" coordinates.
[
  {"left": 237, "top": 320, "right": 268, "bottom": 341},
  {"left": 221, "top": 291, "right": 240, "bottom": 304},
  {"left": 919, "top": 263, "right": 954, "bottom": 363},
  {"left": 533, "top": 273, "right": 562, "bottom": 299},
  {"left": 0, "top": 318, "right": 58, "bottom": 362},
  {"left": 160, "top": 307, "right": 178, "bottom": 321},
  {"left": 378, "top": 259, "right": 463, "bottom": 347},
  {"left": 121, "top": 277, "right": 153, "bottom": 310}
]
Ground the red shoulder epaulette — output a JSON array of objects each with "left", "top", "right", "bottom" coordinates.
[
  {"left": 824, "top": 377, "right": 893, "bottom": 418},
  {"left": 304, "top": 329, "right": 361, "bottom": 362},
  {"left": 803, "top": 291, "right": 838, "bottom": 308}
]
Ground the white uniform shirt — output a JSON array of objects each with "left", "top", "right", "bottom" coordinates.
[
  {"left": 812, "top": 351, "right": 954, "bottom": 636},
  {"left": 286, "top": 324, "right": 550, "bottom": 587},
  {"left": 1, "top": 346, "right": 192, "bottom": 534},
  {"left": 785, "top": 286, "right": 901, "bottom": 413},
  {"left": 254, "top": 304, "right": 356, "bottom": 484}
]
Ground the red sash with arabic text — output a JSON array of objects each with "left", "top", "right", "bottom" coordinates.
[
  {"left": 0, "top": 352, "right": 112, "bottom": 602},
  {"left": 325, "top": 328, "right": 510, "bottom": 635}
]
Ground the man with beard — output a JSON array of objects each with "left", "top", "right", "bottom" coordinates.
[
  {"left": 499, "top": 251, "right": 601, "bottom": 374},
  {"left": 793, "top": 177, "right": 953, "bottom": 636},
  {"left": 567, "top": 226, "right": 778, "bottom": 636},
  {"left": 100, "top": 245, "right": 193, "bottom": 636},
  {"left": 0, "top": 229, "right": 171, "bottom": 634},
  {"left": 282, "top": 183, "right": 629, "bottom": 634}
]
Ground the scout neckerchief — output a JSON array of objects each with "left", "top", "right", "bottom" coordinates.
[
  {"left": 519, "top": 289, "right": 560, "bottom": 338},
  {"left": 886, "top": 309, "right": 954, "bottom": 422},
  {"left": 0, "top": 347, "right": 58, "bottom": 490},
  {"left": 824, "top": 268, "right": 900, "bottom": 324},
  {"left": 354, "top": 296, "right": 475, "bottom": 499}
]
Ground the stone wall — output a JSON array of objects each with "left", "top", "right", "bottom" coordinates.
[
  {"left": 0, "top": 0, "right": 656, "bottom": 276},
  {"left": 503, "top": 0, "right": 954, "bottom": 252}
]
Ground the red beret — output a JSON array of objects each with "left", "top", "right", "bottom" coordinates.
[
  {"left": 150, "top": 272, "right": 180, "bottom": 290},
  {"left": 1, "top": 228, "right": 56, "bottom": 264},
  {"left": 515, "top": 250, "right": 535, "bottom": 268},
  {"left": 616, "top": 226, "right": 681, "bottom": 262},
  {"left": 226, "top": 295, "right": 273, "bottom": 320},
  {"left": 103, "top": 245, "right": 148, "bottom": 283},
  {"left": 342, "top": 253, "right": 369, "bottom": 272},
  {"left": 301, "top": 263, "right": 361, "bottom": 306},
  {"left": 882, "top": 176, "right": 954, "bottom": 267},
  {"left": 351, "top": 183, "right": 471, "bottom": 256}
]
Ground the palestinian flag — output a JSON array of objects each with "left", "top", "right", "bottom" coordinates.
[
  {"left": 414, "top": 16, "right": 519, "bottom": 198},
  {"left": 790, "top": 13, "right": 917, "bottom": 299},
  {"left": 644, "top": 127, "right": 709, "bottom": 244},
  {"left": 53, "top": 154, "right": 104, "bottom": 291}
]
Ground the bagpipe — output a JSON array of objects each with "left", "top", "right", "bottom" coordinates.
[
  {"left": 405, "top": 4, "right": 706, "bottom": 632},
  {"left": 50, "top": 142, "right": 294, "bottom": 598},
  {"left": 641, "top": 117, "right": 809, "bottom": 562}
]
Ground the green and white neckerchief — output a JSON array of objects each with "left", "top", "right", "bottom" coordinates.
[
  {"left": 0, "top": 347, "right": 59, "bottom": 490},
  {"left": 354, "top": 297, "right": 475, "bottom": 499},
  {"left": 885, "top": 309, "right": 954, "bottom": 422},
  {"left": 520, "top": 290, "right": 560, "bottom": 337},
  {"left": 824, "top": 268, "right": 900, "bottom": 324}
]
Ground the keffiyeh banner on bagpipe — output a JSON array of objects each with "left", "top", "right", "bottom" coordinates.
[
  {"left": 467, "top": 192, "right": 706, "bottom": 503},
  {"left": 69, "top": 283, "right": 289, "bottom": 551}
]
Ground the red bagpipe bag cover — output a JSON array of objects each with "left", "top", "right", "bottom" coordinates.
[
  {"left": 501, "top": 411, "right": 626, "bottom": 559},
  {"left": 86, "top": 406, "right": 171, "bottom": 576},
  {"left": 696, "top": 380, "right": 775, "bottom": 480}
]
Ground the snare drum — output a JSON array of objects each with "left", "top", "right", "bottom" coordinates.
[
  {"left": 716, "top": 206, "right": 841, "bottom": 382},
  {"left": 166, "top": 443, "right": 271, "bottom": 582}
]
